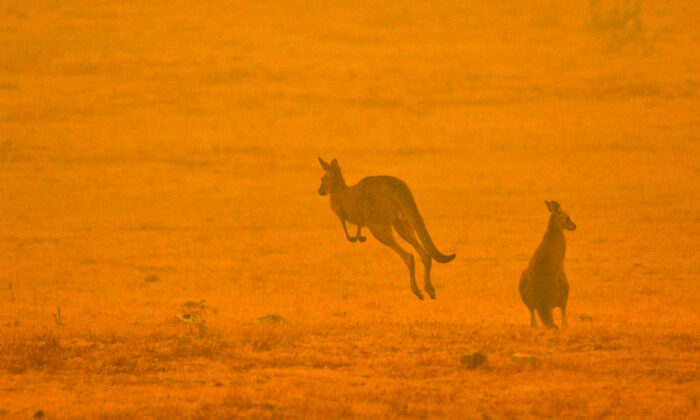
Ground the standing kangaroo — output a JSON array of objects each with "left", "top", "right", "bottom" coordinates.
[
  {"left": 317, "top": 158, "right": 455, "bottom": 300},
  {"left": 519, "top": 200, "right": 576, "bottom": 328}
]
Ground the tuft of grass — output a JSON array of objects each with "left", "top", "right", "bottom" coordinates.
[{"left": 0, "top": 333, "right": 65, "bottom": 374}]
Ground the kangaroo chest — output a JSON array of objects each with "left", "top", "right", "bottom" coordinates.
[
  {"left": 331, "top": 191, "right": 365, "bottom": 225},
  {"left": 530, "top": 237, "right": 566, "bottom": 277}
]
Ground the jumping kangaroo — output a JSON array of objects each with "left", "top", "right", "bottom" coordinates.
[
  {"left": 317, "top": 158, "right": 455, "bottom": 300},
  {"left": 519, "top": 200, "right": 576, "bottom": 328}
]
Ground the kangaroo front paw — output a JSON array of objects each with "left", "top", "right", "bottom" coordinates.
[
  {"left": 358, "top": 235, "right": 366, "bottom": 242},
  {"left": 347, "top": 237, "right": 357, "bottom": 243}
]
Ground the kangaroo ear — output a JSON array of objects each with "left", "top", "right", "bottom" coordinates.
[
  {"left": 330, "top": 159, "right": 339, "bottom": 169},
  {"left": 318, "top": 157, "right": 331, "bottom": 171},
  {"left": 545, "top": 200, "right": 561, "bottom": 213}
]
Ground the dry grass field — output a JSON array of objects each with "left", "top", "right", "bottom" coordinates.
[{"left": 1, "top": 0, "right": 699, "bottom": 418}]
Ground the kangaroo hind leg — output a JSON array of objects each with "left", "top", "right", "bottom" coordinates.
[
  {"left": 560, "top": 305, "right": 568, "bottom": 328},
  {"left": 368, "top": 222, "right": 423, "bottom": 300},
  {"left": 394, "top": 219, "right": 434, "bottom": 299},
  {"left": 537, "top": 305, "right": 558, "bottom": 329},
  {"left": 355, "top": 224, "right": 366, "bottom": 242},
  {"left": 559, "top": 272, "right": 569, "bottom": 328}
]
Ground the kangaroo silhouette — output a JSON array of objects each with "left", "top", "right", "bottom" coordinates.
[
  {"left": 519, "top": 200, "right": 576, "bottom": 328},
  {"left": 318, "top": 158, "right": 455, "bottom": 300}
]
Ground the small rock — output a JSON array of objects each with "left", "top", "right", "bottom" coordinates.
[
  {"left": 460, "top": 351, "right": 488, "bottom": 369},
  {"left": 511, "top": 353, "right": 537, "bottom": 365},
  {"left": 580, "top": 313, "right": 593, "bottom": 322},
  {"left": 34, "top": 410, "right": 45, "bottom": 418},
  {"left": 144, "top": 274, "right": 160, "bottom": 283},
  {"left": 250, "top": 314, "right": 286, "bottom": 324},
  {"left": 174, "top": 313, "right": 204, "bottom": 325},
  {"left": 175, "top": 313, "right": 195, "bottom": 322},
  {"left": 183, "top": 300, "right": 206, "bottom": 310}
]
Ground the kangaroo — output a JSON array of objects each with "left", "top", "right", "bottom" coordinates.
[
  {"left": 317, "top": 157, "right": 455, "bottom": 300},
  {"left": 519, "top": 200, "right": 576, "bottom": 328}
]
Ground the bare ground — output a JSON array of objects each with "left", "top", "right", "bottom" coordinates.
[{"left": 1, "top": 1, "right": 699, "bottom": 418}]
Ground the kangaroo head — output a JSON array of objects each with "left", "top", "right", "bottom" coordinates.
[
  {"left": 545, "top": 200, "right": 576, "bottom": 231},
  {"left": 318, "top": 157, "right": 342, "bottom": 196}
]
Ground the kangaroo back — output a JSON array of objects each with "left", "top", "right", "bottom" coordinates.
[{"left": 399, "top": 189, "right": 455, "bottom": 263}]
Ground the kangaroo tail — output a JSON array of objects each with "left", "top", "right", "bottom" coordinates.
[
  {"left": 400, "top": 189, "right": 455, "bottom": 264},
  {"left": 536, "top": 305, "right": 557, "bottom": 329}
]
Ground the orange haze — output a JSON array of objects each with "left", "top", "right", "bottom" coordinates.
[{"left": 1, "top": 1, "right": 699, "bottom": 418}]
